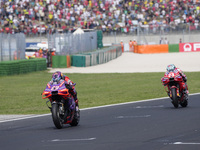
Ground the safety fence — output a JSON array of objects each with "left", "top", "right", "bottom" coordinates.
[
  {"left": 134, "top": 42, "right": 200, "bottom": 54},
  {"left": 47, "top": 30, "right": 103, "bottom": 55},
  {"left": 0, "top": 58, "right": 47, "bottom": 76},
  {"left": 104, "top": 23, "right": 200, "bottom": 36},
  {"left": 52, "top": 46, "right": 122, "bottom": 68},
  {"left": 0, "top": 33, "right": 26, "bottom": 62}
]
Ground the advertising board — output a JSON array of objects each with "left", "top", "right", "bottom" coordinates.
[{"left": 179, "top": 43, "right": 200, "bottom": 52}]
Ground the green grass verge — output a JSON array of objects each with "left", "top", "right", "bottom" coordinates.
[{"left": 0, "top": 71, "right": 200, "bottom": 114}]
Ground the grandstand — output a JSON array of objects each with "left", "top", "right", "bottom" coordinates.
[{"left": 0, "top": 0, "right": 200, "bottom": 36}]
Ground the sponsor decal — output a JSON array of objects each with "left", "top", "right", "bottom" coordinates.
[
  {"left": 179, "top": 43, "right": 200, "bottom": 52},
  {"left": 26, "top": 42, "right": 38, "bottom": 47},
  {"left": 51, "top": 86, "right": 59, "bottom": 91},
  {"left": 183, "top": 43, "right": 192, "bottom": 51}
]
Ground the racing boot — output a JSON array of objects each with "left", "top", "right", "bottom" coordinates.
[
  {"left": 182, "top": 82, "right": 189, "bottom": 100},
  {"left": 73, "top": 94, "right": 79, "bottom": 118},
  {"left": 183, "top": 88, "right": 189, "bottom": 101},
  {"left": 72, "top": 91, "right": 79, "bottom": 106},
  {"left": 71, "top": 91, "right": 79, "bottom": 114},
  {"left": 75, "top": 98, "right": 79, "bottom": 114}
]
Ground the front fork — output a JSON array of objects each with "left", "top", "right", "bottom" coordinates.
[
  {"left": 165, "top": 85, "right": 180, "bottom": 98},
  {"left": 59, "top": 103, "right": 65, "bottom": 115}
]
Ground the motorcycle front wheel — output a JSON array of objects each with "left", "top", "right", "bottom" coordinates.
[
  {"left": 52, "top": 103, "right": 63, "bottom": 129},
  {"left": 171, "top": 88, "right": 179, "bottom": 108}
]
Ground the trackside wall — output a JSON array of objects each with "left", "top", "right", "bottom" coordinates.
[
  {"left": 136, "top": 44, "right": 168, "bottom": 54},
  {"left": 71, "top": 46, "right": 122, "bottom": 67},
  {"left": 134, "top": 42, "right": 200, "bottom": 54},
  {"left": 51, "top": 46, "right": 122, "bottom": 68},
  {"left": 52, "top": 55, "right": 71, "bottom": 68},
  {"left": 0, "top": 58, "right": 47, "bottom": 76},
  {"left": 168, "top": 44, "right": 179, "bottom": 53}
]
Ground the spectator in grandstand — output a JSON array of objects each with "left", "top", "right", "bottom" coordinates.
[{"left": 0, "top": 0, "right": 200, "bottom": 35}]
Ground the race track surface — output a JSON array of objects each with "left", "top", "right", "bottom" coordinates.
[{"left": 0, "top": 94, "right": 200, "bottom": 150}]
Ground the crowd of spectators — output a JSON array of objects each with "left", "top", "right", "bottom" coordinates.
[{"left": 0, "top": 0, "right": 200, "bottom": 35}]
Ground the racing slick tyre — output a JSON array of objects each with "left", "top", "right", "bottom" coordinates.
[
  {"left": 180, "top": 93, "right": 188, "bottom": 107},
  {"left": 171, "top": 88, "right": 179, "bottom": 108},
  {"left": 70, "top": 107, "right": 80, "bottom": 126},
  {"left": 52, "top": 103, "right": 63, "bottom": 129},
  {"left": 180, "top": 100, "right": 188, "bottom": 107}
]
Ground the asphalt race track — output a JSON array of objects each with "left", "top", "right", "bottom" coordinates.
[{"left": 0, "top": 94, "right": 200, "bottom": 150}]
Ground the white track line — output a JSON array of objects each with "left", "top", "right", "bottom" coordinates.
[
  {"left": 0, "top": 93, "right": 199, "bottom": 123},
  {"left": 116, "top": 115, "right": 151, "bottom": 119},
  {"left": 80, "top": 93, "right": 200, "bottom": 110},
  {"left": 174, "top": 142, "right": 200, "bottom": 145},
  {"left": 51, "top": 137, "right": 96, "bottom": 142},
  {"left": 0, "top": 114, "right": 50, "bottom": 123}
]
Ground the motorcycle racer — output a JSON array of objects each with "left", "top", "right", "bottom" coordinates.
[
  {"left": 164, "top": 64, "right": 189, "bottom": 98},
  {"left": 43, "top": 71, "right": 80, "bottom": 128},
  {"left": 50, "top": 71, "right": 79, "bottom": 107}
]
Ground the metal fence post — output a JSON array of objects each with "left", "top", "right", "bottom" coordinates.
[
  {"left": 0, "top": 34, "right": 2, "bottom": 61},
  {"left": 9, "top": 34, "right": 11, "bottom": 61}
]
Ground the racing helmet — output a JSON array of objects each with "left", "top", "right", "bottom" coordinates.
[
  {"left": 52, "top": 71, "right": 63, "bottom": 82},
  {"left": 166, "top": 64, "right": 176, "bottom": 72}
]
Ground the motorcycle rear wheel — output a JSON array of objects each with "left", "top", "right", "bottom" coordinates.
[
  {"left": 171, "top": 88, "right": 179, "bottom": 108},
  {"left": 180, "top": 100, "right": 188, "bottom": 107},
  {"left": 70, "top": 108, "right": 80, "bottom": 126},
  {"left": 52, "top": 103, "right": 63, "bottom": 129}
]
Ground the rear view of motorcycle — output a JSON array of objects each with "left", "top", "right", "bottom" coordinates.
[
  {"left": 161, "top": 71, "right": 188, "bottom": 108},
  {"left": 42, "top": 81, "right": 80, "bottom": 129}
]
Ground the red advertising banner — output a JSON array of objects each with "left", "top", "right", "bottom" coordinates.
[{"left": 179, "top": 43, "right": 200, "bottom": 52}]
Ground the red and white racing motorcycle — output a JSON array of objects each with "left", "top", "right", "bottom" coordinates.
[{"left": 161, "top": 71, "right": 188, "bottom": 108}]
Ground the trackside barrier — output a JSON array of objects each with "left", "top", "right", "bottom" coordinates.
[
  {"left": 168, "top": 44, "right": 179, "bottom": 53},
  {"left": 71, "top": 55, "right": 90, "bottom": 67},
  {"left": 52, "top": 55, "right": 71, "bottom": 68},
  {"left": 179, "top": 42, "right": 200, "bottom": 52},
  {"left": 136, "top": 44, "right": 168, "bottom": 54},
  {"left": 71, "top": 46, "right": 122, "bottom": 67},
  {"left": 98, "top": 51, "right": 104, "bottom": 64},
  {"left": 133, "top": 43, "right": 200, "bottom": 54},
  {"left": 0, "top": 58, "right": 47, "bottom": 76},
  {"left": 85, "top": 52, "right": 99, "bottom": 66},
  {"left": 67, "top": 55, "right": 71, "bottom": 68}
]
